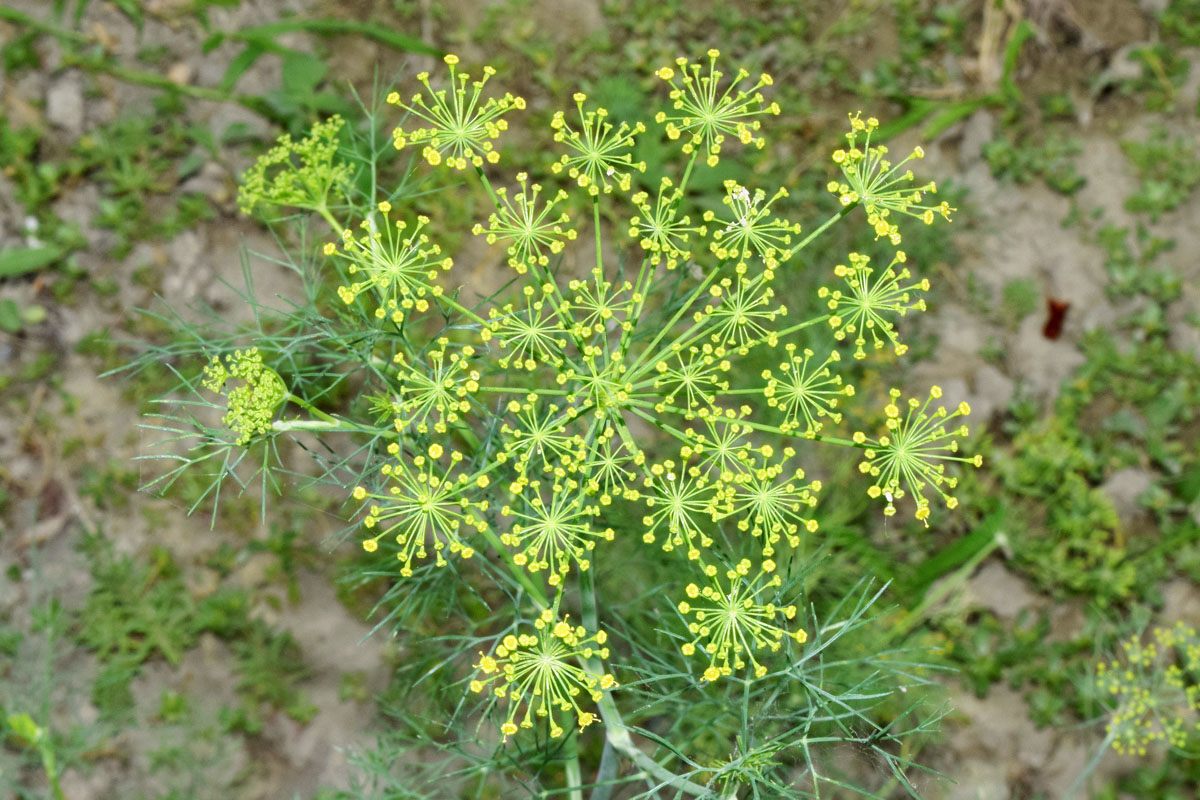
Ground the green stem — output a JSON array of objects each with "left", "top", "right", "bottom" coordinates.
[
  {"left": 624, "top": 398, "right": 863, "bottom": 449},
  {"left": 624, "top": 405, "right": 695, "bottom": 447},
  {"left": 480, "top": 527, "right": 549, "bottom": 609},
  {"left": 773, "top": 313, "right": 831, "bottom": 340},
  {"left": 622, "top": 265, "right": 723, "bottom": 381},
  {"left": 564, "top": 718, "right": 584, "bottom": 800},
  {"left": 783, "top": 204, "right": 856, "bottom": 260},
  {"left": 284, "top": 392, "right": 341, "bottom": 425},
  {"left": 282, "top": 394, "right": 384, "bottom": 432},
  {"left": 433, "top": 291, "right": 489, "bottom": 326},
  {"left": 676, "top": 151, "right": 699, "bottom": 197},
  {"left": 274, "top": 394, "right": 390, "bottom": 437},
  {"left": 272, "top": 419, "right": 366, "bottom": 435},
  {"left": 0, "top": 6, "right": 88, "bottom": 40},
  {"left": 1063, "top": 729, "right": 1117, "bottom": 800},
  {"left": 619, "top": 204, "right": 848, "bottom": 388},
  {"left": 42, "top": 742, "right": 65, "bottom": 800},
  {"left": 593, "top": 197, "right": 604, "bottom": 276},
  {"left": 473, "top": 164, "right": 503, "bottom": 210},
  {"left": 623, "top": 310, "right": 830, "bottom": 393},
  {"left": 579, "top": 568, "right": 709, "bottom": 797},
  {"left": 315, "top": 205, "right": 346, "bottom": 237}
]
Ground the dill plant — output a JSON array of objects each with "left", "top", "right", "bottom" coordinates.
[{"left": 138, "top": 50, "right": 981, "bottom": 797}]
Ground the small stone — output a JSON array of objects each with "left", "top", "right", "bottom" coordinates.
[
  {"left": 971, "top": 364, "right": 1015, "bottom": 421},
  {"left": 1097, "top": 43, "right": 1148, "bottom": 88},
  {"left": 967, "top": 562, "right": 1038, "bottom": 621},
  {"left": 167, "top": 61, "right": 194, "bottom": 86},
  {"left": 1099, "top": 466, "right": 1154, "bottom": 529},
  {"left": 179, "top": 162, "right": 233, "bottom": 206},
  {"left": 187, "top": 566, "right": 221, "bottom": 600},
  {"left": 45, "top": 74, "right": 85, "bottom": 135},
  {"left": 1161, "top": 578, "right": 1200, "bottom": 622},
  {"left": 231, "top": 552, "right": 276, "bottom": 590},
  {"left": 958, "top": 110, "right": 994, "bottom": 168}
]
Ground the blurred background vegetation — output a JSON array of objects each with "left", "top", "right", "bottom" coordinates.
[{"left": 1, "top": 0, "right": 1199, "bottom": 797}]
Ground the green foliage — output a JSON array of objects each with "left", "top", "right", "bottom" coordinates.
[
  {"left": 983, "top": 133, "right": 1086, "bottom": 194},
  {"left": 72, "top": 534, "right": 320, "bottom": 729},
  {"left": 232, "top": 622, "right": 318, "bottom": 724},
  {"left": 0, "top": 297, "right": 47, "bottom": 334},
  {"left": 78, "top": 458, "right": 139, "bottom": 510},
  {"left": 0, "top": 108, "right": 217, "bottom": 264},
  {"left": 76, "top": 112, "right": 217, "bottom": 255},
  {"left": 77, "top": 540, "right": 199, "bottom": 666},
  {"left": 156, "top": 689, "right": 191, "bottom": 724},
  {"left": 862, "top": 0, "right": 967, "bottom": 97},
  {"left": 1092, "top": 222, "right": 1180, "bottom": 302},
  {"left": 1162, "top": 0, "right": 1200, "bottom": 45},
  {"left": 1000, "top": 277, "right": 1039, "bottom": 327},
  {"left": 1122, "top": 44, "right": 1193, "bottom": 112},
  {"left": 942, "top": 610, "right": 1050, "bottom": 698},
  {"left": 1000, "top": 416, "right": 1135, "bottom": 605},
  {"left": 995, "top": 328, "right": 1199, "bottom": 607},
  {"left": 1103, "top": 751, "right": 1200, "bottom": 799},
  {"left": 3, "top": 711, "right": 66, "bottom": 800},
  {"left": 1122, "top": 127, "right": 1200, "bottom": 219}
]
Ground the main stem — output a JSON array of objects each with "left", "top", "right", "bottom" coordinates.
[{"left": 578, "top": 568, "right": 711, "bottom": 797}]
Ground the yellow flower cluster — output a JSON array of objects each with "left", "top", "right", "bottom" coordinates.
[
  {"left": 854, "top": 386, "right": 981, "bottom": 524},
  {"left": 1096, "top": 623, "right": 1200, "bottom": 756},
  {"left": 551, "top": 92, "right": 646, "bottom": 194},
  {"left": 328, "top": 204, "right": 451, "bottom": 321},
  {"left": 654, "top": 49, "right": 780, "bottom": 167},
  {"left": 470, "top": 610, "right": 616, "bottom": 741},
  {"left": 676, "top": 559, "right": 807, "bottom": 681},
  {"left": 389, "top": 55, "right": 525, "bottom": 170},
  {"left": 201, "top": 348, "right": 287, "bottom": 445},
  {"left": 828, "top": 113, "right": 953, "bottom": 245},
  {"left": 318, "top": 52, "right": 978, "bottom": 738}
]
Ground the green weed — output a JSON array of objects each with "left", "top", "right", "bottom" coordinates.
[
  {"left": 1122, "top": 127, "right": 1200, "bottom": 219},
  {"left": 983, "top": 134, "right": 1086, "bottom": 194}
]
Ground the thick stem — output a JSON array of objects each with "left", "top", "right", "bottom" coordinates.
[
  {"left": 578, "top": 569, "right": 710, "bottom": 797},
  {"left": 272, "top": 414, "right": 385, "bottom": 438},
  {"left": 772, "top": 313, "right": 832, "bottom": 340},
  {"left": 278, "top": 394, "right": 387, "bottom": 437},
  {"left": 564, "top": 720, "right": 584, "bottom": 800},
  {"left": 43, "top": 743, "right": 65, "bottom": 800},
  {"left": 473, "top": 164, "right": 504, "bottom": 211},
  {"left": 621, "top": 264, "right": 724, "bottom": 382},
  {"left": 315, "top": 205, "right": 346, "bottom": 237},
  {"left": 676, "top": 151, "right": 699, "bottom": 197}
]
